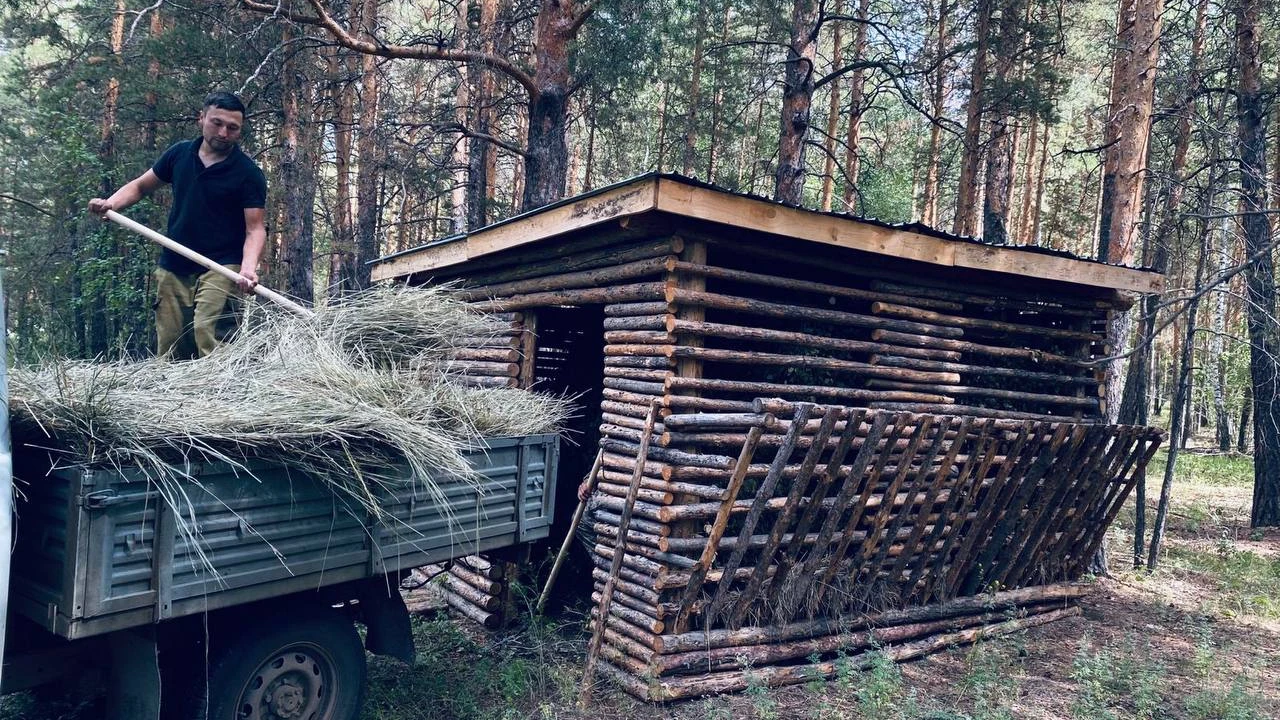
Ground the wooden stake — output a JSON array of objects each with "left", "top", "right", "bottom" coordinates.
[{"left": 580, "top": 402, "right": 659, "bottom": 707}]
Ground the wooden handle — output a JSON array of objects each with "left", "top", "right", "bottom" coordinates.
[{"left": 104, "top": 210, "right": 314, "bottom": 318}]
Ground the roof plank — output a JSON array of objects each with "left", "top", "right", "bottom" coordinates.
[{"left": 372, "top": 174, "right": 1163, "bottom": 294}]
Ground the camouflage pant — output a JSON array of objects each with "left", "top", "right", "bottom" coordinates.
[{"left": 153, "top": 265, "right": 243, "bottom": 360}]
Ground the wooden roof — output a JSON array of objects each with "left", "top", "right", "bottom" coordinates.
[{"left": 371, "top": 174, "right": 1163, "bottom": 294}]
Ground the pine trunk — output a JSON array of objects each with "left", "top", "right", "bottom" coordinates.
[
  {"left": 1097, "top": 0, "right": 1164, "bottom": 264},
  {"left": 952, "top": 0, "right": 991, "bottom": 236},
  {"left": 1238, "top": 0, "right": 1280, "bottom": 526},
  {"left": 820, "top": 1, "right": 844, "bottom": 212},
  {"left": 839, "top": 0, "right": 872, "bottom": 211},
  {"left": 921, "top": 0, "right": 949, "bottom": 226},
  {"left": 278, "top": 25, "right": 317, "bottom": 304},
  {"left": 327, "top": 41, "right": 357, "bottom": 299},
  {"left": 522, "top": 0, "right": 577, "bottom": 211},
  {"left": 353, "top": 0, "right": 381, "bottom": 291},
  {"left": 774, "top": 0, "right": 821, "bottom": 205}
]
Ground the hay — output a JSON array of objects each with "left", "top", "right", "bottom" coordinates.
[{"left": 9, "top": 286, "right": 571, "bottom": 568}]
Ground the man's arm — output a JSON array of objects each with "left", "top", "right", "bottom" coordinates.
[
  {"left": 88, "top": 170, "right": 163, "bottom": 216},
  {"left": 238, "top": 207, "right": 266, "bottom": 293}
]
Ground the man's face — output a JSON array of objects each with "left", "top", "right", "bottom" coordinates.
[{"left": 198, "top": 107, "right": 244, "bottom": 153}]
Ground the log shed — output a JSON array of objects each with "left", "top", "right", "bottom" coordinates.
[{"left": 371, "top": 173, "right": 1164, "bottom": 699}]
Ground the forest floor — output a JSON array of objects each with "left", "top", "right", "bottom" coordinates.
[{"left": 4, "top": 450, "right": 1277, "bottom": 720}]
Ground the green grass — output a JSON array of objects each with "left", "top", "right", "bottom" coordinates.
[
  {"left": 1164, "top": 544, "right": 1280, "bottom": 618},
  {"left": 1150, "top": 449, "right": 1255, "bottom": 488}
]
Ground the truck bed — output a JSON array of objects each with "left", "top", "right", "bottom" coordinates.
[{"left": 10, "top": 435, "right": 558, "bottom": 640}]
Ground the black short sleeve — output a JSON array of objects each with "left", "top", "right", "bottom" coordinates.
[
  {"left": 239, "top": 163, "right": 267, "bottom": 209},
  {"left": 151, "top": 142, "right": 185, "bottom": 184}
]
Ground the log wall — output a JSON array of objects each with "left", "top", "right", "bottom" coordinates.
[{"left": 417, "top": 224, "right": 1162, "bottom": 698}]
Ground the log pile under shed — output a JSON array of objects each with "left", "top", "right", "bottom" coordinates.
[{"left": 372, "top": 174, "right": 1165, "bottom": 699}]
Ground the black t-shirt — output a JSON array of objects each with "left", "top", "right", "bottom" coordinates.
[{"left": 151, "top": 139, "right": 267, "bottom": 275}]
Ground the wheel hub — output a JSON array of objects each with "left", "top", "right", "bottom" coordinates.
[
  {"left": 237, "top": 647, "right": 333, "bottom": 720},
  {"left": 266, "top": 678, "right": 305, "bottom": 718}
]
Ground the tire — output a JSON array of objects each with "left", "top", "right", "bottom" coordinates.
[{"left": 193, "top": 605, "right": 366, "bottom": 720}]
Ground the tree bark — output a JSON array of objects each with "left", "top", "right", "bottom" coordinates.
[
  {"left": 820, "top": 0, "right": 844, "bottom": 212},
  {"left": 279, "top": 25, "right": 318, "bottom": 304},
  {"left": 1213, "top": 216, "right": 1232, "bottom": 451},
  {"left": 774, "top": 0, "right": 821, "bottom": 205},
  {"left": 952, "top": 0, "right": 991, "bottom": 236},
  {"left": 683, "top": 0, "right": 709, "bottom": 177},
  {"left": 353, "top": 0, "right": 381, "bottom": 291},
  {"left": 920, "top": 0, "right": 948, "bottom": 226},
  {"left": 523, "top": 0, "right": 582, "bottom": 210},
  {"left": 450, "top": 1, "right": 471, "bottom": 234},
  {"left": 980, "top": 0, "right": 1024, "bottom": 244},
  {"left": 1097, "top": 0, "right": 1164, "bottom": 264},
  {"left": 839, "top": 0, "right": 872, "bottom": 211},
  {"left": 1237, "top": 0, "right": 1280, "bottom": 526},
  {"left": 327, "top": 38, "right": 357, "bottom": 299}
]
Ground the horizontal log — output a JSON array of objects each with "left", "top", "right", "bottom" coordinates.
[
  {"left": 602, "top": 388, "right": 669, "bottom": 408},
  {"left": 868, "top": 401, "right": 1098, "bottom": 423},
  {"left": 667, "top": 348, "right": 961, "bottom": 384},
  {"left": 871, "top": 329, "right": 1088, "bottom": 369},
  {"left": 454, "top": 554, "right": 499, "bottom": 576},
  {"left": 666, "top": 376, "right": 952, "bottom": 404},
  {"left": 655, "top": 609, "right": 1003, "bottom": 676},
  {"left": 589, "top": 548, "right": 669, "bottom": 590},
  {"left": 870, "top": 355, "right": 1100, "bottom": 387},
  {"left": 870, "top": 302, "right": 1104, "bottom": 342},
  {"left": 605, "top": 366, "right": 673, "bottom": 382},
  {"left": 443, "top": 590, "right": 499, "bottom": 629},
  {"left": 662, "top": 413, "right": 768, "bottom": 430},
  {"left": 863, "top": 380, "right": 1101, "bottom": 409},
  {"left": 457, "top": 375, "right": 518, "bottom": 388},
  {"left": 593, "top": 509, "right": 671, "bottom": 539},
  {"left": 604, "top": 354, "right": 677, "bottom": 369},
  {"left": 591, "top": 590, "right": 666, "bottom": 633},
  {"left": 604, "top": 314, "right": 673, "bottom": 331},
  {"left": 474, "top": 281, "right": 668, "bottom": 312},
  {"left": 459, "top": 256, "right": 675, "bottom": 300},
  {"left": 605, "top": 330, "right": 677, "bottom": 344},
  {"left": 434, "top": 231, "right": 674, "bottom": 284},
  {"left": 448, "top": 563, "right": 502, "bottom": 595},
  {"left": 871, "top": 279, "right": 1111, "bottom": 315},
  {"left": 442, "top": 575, "right": 500, "bottom": 611},
  {"left": 592, "top": 543, "right": 670, "bottom": 579},
  {"left": 672, "top": 260, "right": 964, "bottom": 312},
  {"left": 665, "top": 395, "right": 758, "bottom": 412},
  {"left": 595, "top": 477, "right": 674, "bottom": 505},
  {"left": 665, "top": 288, "right": 966, "bottom": 339},
  {"left": 604, "top": 343, "right": 675, "bottom": 358},
  {"left": 602, "top": 410, "right": 669, "bottom": 431},
  {"left": 601, "top": 400, "right": 665, "bottom": 422},
  {"left": 449, "top": 347, "right": 521, "bottom": 362},
  {"left": 654, "top": 583, "right": 1090, "bottom": 654},
  {"left": 446, "top": 360, "right": 519, "bottom": 376},
  {"left": 602, "top": 438, "right": 735, "bottom": 469},
  {"left": 667, "top": 319, "right": 962, "bottom": 362},
  {"left": 643, "top": 607, "right": 1080, "bottom": 699},
  {"left": 601, "top": 450, "right": 671, "bottom": 476},
  {"left": 606, "top": 301, "right": 677, "bottom": 317}
]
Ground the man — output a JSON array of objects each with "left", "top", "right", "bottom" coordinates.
[{"left": 90, "top": 91, "right": 267, "bottom": 359}]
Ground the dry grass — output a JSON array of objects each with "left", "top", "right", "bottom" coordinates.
[{"left": 8, "top": 286, "right": 571, "bottom": 571}]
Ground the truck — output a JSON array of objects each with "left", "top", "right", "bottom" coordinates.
[{"left": 0, "top": 308, "right": 560, "bottom": 720}]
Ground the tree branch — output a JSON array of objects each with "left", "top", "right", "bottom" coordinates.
[{"left": 239, "top": 0, "right": 539, "bottom": 96}]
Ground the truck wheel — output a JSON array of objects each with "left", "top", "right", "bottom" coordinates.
[{"left": 196, "top": 606, "right": 366, "bottom": 720}]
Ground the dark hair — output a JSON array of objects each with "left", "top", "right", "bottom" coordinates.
[{"left": 203, "top": 91, "right": 246, "bottom": 115}]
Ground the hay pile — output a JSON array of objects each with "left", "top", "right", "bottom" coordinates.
[{"left": 9, "top": 286, "right": 571, "bottom": 527}]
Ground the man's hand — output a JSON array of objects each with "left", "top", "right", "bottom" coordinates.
[
  {"left": 87, "top": 198, "right": 112, "bottom": 217},
  {"left": 237, "top": 268, "right": 259, "bottom": 294},
  {"left": 577, "top": 479, "right": 592, "bottom": 502}
]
